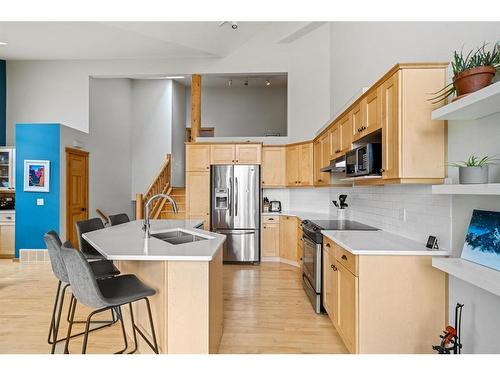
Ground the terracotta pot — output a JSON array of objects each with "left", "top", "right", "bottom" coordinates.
[{"left": 452, "top": 66, "right": 496, "bottom": 101}]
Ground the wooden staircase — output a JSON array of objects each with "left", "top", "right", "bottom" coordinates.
[
  {"left": 136, "top": 154, "right": 186, "bottom": 220},
  {"left": 158, "top": 187, "right": 186, "bottom": 219}
]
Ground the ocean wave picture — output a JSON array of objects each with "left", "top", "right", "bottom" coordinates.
[{"left": 461, "top": 209, "right": 500, "bottom": 271}]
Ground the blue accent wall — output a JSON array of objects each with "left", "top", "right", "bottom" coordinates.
[
  {"left": 0, "top": 60, "right": 5, "bottom": 146},
  {"left": 15, "top": 124, "right": 60, "bottom": 258}
]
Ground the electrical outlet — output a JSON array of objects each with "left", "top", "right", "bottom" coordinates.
[
  {"left": 36, "top": 198, "right": 44, "bottom": 206},
  {"left": 399, "top": 208, "right": 407, "bottom": 222}
]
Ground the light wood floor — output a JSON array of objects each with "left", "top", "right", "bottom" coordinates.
[{"left": 0, "top": 259, "right": 347, "bottom": 354}]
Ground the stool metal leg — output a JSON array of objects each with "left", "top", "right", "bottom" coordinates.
[
  {"left": 47, "top": 280, "right": 62, "bottom": 345},
  {"left": 64, "top": 297, "right": 77, "bottom": 354}
]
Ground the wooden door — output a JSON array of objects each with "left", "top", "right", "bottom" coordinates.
[
  {"left": 298, "top": 143, "right": 314, "bottom": 186},
  {"left": 351, "top": 104, "right": 363, "bottom": 141},
  {"left": 66, "top": 148, "right": 89, "bottom": 248},
  {"left": 235, "top": 144, "right": 262, "bottom": 164},
  {"left": 262, "top": 223, "right": 279, "bottom": 257},
  {"left": 338, "top": 262, "right": 358, "bottom": 353},
  {"left": 381, "top": 72, "right": 400, "bottom": 180},
  {"left": 210, "top": 144, "right": 235, "bottom": 164},
  {"left": 364, "top": 87, "right": 381, "bottom": 135},
  {"left": 339, "top": 115, "right": 352, "bottom": 155},
  {"left": 186, "top": 144, "right": 211, "bottom": 171},
  {"left": 186, "top": 171, "right": 210, "bottom": 229},
  {"left": 262, "top": 147, "right": 286, "bottom": 187},
  {"left": 286, "top": 145, "right": 299, "bottom": 186},
  {"left": 279, "top": 216, "right": 298, "bottom": 262}
]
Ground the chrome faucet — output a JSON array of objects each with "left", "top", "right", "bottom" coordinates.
[{"left": 143, "top": 193, "right": 178, "bottom": 238}]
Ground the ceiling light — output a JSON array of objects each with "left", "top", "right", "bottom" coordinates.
[
  {"left": 265, "top": 80, "right": 271, "bottom": 86},
  {"left": 219, "top": 21, "right": 238, "bottom": 30},
  {"left": 161, "top": 76, "right": 185, "bottom": 79},
  {"left": 0, "top": 41, "right": 7, "bottom": 46},
  {"left": 228, "top": 79, "right": 232, "bottom": 87},
  {"left": 244, "top": 79, "right": 249, "bottom": 86}
]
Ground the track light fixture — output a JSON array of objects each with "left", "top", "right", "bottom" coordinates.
[
  {"left": 265, "top": 80, "right": 271, "bottom": 86},
  {"left": 219, "top": 21, "right": 238, "bottom": 30}
]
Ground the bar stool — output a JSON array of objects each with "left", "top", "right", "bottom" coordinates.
[
  {"left": 76, "top": 218, "right": 107, "bottom": 260},
  {"left": 44, "top": 231, "right": 120, "bottom": 354},
  {"left": 108, "top": 213, "right": 130, "bottom": 226},
  {"left": 60, "top": 242, "right": 159, "bottom": 354}
]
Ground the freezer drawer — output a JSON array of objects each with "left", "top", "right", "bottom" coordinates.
[{"left": 215, "top": 229, "right": 260, "bottom": 263}]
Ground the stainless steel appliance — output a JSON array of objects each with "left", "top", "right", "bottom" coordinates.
[
  {"left": 211, "top": 165, "right": 260, "bottom": 263},
  {"left": 345, "top": 143, "right": 382, "bottom": 177},
  {"left": 301, "top": 219, "right": 378, "bottom": 313},
  {"left": 269, "top": 201, "right": 281, "bottom": 212}
]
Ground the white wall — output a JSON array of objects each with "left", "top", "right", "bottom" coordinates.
[
  {"left": 171, "top": 81, "right": 186, "bottom": 187},
  {"left": 6, "top": 23, "right": 332, "bottom": 144},
  {"left": 130, "top": 79, "right": 173, "bottom": 196},
  {"left": 329, "top": 22, "right": 500, "bottom": 114},
  {"left": 185, "top": 85, "right": 287, "bottom": 137}
]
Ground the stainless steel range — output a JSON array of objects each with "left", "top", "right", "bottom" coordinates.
[{"left": 301, "top": 219, "right": 378, "bottom": 313}]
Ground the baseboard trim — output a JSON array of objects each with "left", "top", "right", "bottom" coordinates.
[{"left": 19, "top": 249, "right": 49, "bottom": 263}]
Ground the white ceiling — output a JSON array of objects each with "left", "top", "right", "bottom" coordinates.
[{"left": 0, "top": 21, "right": 276, "bottom": 60}]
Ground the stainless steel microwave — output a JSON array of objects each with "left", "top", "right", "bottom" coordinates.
[{"left": 345, "top": 143, "right": 382, "bottom": 177}]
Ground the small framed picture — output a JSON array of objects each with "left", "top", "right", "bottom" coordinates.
[{"left": 24, "top": 160, "right": 50, "bottom": 192}]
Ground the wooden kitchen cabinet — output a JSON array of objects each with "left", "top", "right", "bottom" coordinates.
[
  {"left": 286, "top": 143, "right": 314, "bottom": 187},
  {"left": 0, "top": 225, "right": 14, "bottom": 258},
  {"left": 210, "top": 144, "right": 262, "bottom": 165},
  {"left": 279, "top": 215, "right": 299, "bottom": 263},
  {"left": 210, "top": 144, "right": 236, "bottom": 164},
  {"left": 235, "top": 144, "right": 262, "bottom": 164},
  {"left": 352, "top": 87, "right": 381, "bottom": 141},
  {"left": 262, "top": 222, "right": 280, "bottom": 257},
  {"left": 380, "top": 68, "right": 447, "bottom": 182},
  {"left": 262, "top": 146, "right": 286, "bottom": 187},
  {"left": 338, "top": 114, "right": 352, "bottom": 155},
  {"left": 186, "top": 171, "right": 210, "bottom": 230},
  {"left": 322, "top": 237, "right": 447, "bottom": 353},
  {"left": 186, "top": 144, "right": 211, "bottom": 172},
  {"left": 314, "top": 133, "right": 330, "bottom": 186}
]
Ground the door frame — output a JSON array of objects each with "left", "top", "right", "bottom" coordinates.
[{"left": 65, "top": 147, "right": 89, "bottom": 246}]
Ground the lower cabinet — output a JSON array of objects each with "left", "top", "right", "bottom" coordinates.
[
  {"left": 279, "top": 215, "right": 300, "bottom": 263},
  {"left": 322, "top": 236, "right": 447, "bottom": 354},
  {"left": 0, "top": 225, "right": 15, "bottom": 258},
  {"left": 262, "top": 221, "right": 280, "bottom": 257}
]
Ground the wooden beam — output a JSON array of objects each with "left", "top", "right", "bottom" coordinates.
[
  {"left": 136, "top": 193, "right": 144, "bottom": 220},
  {"left": 191, "top": 74, "right": 202, "bottom": 142}
]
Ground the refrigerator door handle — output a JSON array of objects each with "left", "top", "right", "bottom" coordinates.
[
  {"left": 219, "top": 230, "right": 256, "bottom": 236},
  {"left": 228, "top": 177, "right": 232, "bottom": 217},
  {"left": 235, "top": 177, "right": 238, "bottom": 216}
]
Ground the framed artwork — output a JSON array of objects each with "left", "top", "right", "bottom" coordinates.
[
  {"left": 461, "top": 209, "right": 500, "bottom": 271},
  {"left": 24, "top": 160, "right": 50, "bottom": 192}
]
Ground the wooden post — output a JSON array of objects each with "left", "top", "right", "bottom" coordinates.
[
  {"left": 136, "top": 193, "right": 144, "bottom": 220},
  {"left": 191, "top": 74, "right": 201, "bottom": 142}
]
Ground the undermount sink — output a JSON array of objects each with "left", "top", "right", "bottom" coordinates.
[{"left": 151, "top": 229, "right": 210, "bottom": 245}]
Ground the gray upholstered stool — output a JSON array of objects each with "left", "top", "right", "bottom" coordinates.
[
  {"left": 44, "top": 231, "right": 120, "bottom": 354},
  {"left": 61, "top": 242, "right": 158, "bottom": 354},
  {"left": 76, "top": 218, "right": 107, "bottom": 260},
  {"left": 108, "top": 213, "right": 130, "bottom": 226}
]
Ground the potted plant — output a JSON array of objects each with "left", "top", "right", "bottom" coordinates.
[
  {"left": 448, "top": 155, "right": 499, "bottom": 184},
  {"left": 431, "top": 42, "right": 500, "bottom": 103}
]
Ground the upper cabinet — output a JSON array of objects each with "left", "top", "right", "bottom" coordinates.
[
  {"left": 186, "top": 144, "right": 211, "bottom": 172},
  {"left": 353, "top": 86, "right": 382, "bottom": 141},
  {"left": 262, "top": 146, "right": 286, "bottom": 187},
  {"left": 380, "top": 67, "right": 447, "bottom": 182},
  {"left": 286, "top": 142, "right": 314, "bottom": 187},
  {"left": 210, "top": 144, "right": 262, "bottom": 165},
  {"left": 314, "top": 133, "right": 330, "bottom": 186}
]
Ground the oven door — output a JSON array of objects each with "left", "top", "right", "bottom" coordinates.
[{"left": 302, "top": 234, "right": 321, "bottom": 293}]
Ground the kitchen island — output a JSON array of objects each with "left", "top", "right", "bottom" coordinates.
[{"left": 83, "top": 219, "right": 226, "bottom": 354}]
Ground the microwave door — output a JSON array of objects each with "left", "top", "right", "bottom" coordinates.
[
  {"left": 211, "top": 165, "right": 234, "bottom": 229},
  {"left": 356, "top": 147, "right": 368, "bottom": 175}
]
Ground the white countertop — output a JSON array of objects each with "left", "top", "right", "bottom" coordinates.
[
  {"left": 262, "top": 210, "right": 332, "bottom": 221},
  {"left": 82, "top": 219, "right": 226, "bottom": 261},
  {"left": 321, "top": 230, "right": 451, "bottom": 256}
]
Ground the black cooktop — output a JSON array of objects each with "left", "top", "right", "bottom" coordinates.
[{"left": 305, "top": 220, "right": 378, "bottom": 231}]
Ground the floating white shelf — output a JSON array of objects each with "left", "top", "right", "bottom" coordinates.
[
  {"left": 432, "top": 257, "right": 500, "bottom": 297},
  {"left": 432, "top": 183, "right": 500, "bottom": 195},
  {"left": 431, "top": 81, "right": 500, "bottom": 121}
]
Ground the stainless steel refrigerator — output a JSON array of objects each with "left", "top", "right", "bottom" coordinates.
[{"left": 211, "top": 165, "right": 260, "bottom": 262}]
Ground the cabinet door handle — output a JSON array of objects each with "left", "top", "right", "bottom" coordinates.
[
  {"left": 325, "top": 243, "right": 330, "bottom": 248},
  {"left": 268, "top": 218, "right": 274, "bottom": 221},
  {"left": 331, "top": 264, "right": 337, "bottom": 271},
  {"left": 341, "top": 254, "right": 348, "bottom": 261},
  {"left": 380, "top": 168, "right": 385, "bottom": 173}
]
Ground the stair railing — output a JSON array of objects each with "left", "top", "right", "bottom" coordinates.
[{"left": 136, "top": 154, "right": 172, "bottom": 220}]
